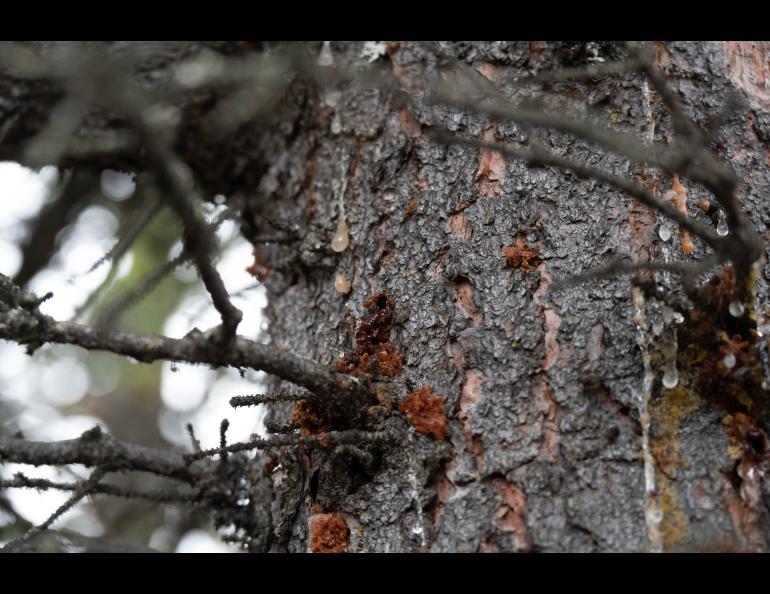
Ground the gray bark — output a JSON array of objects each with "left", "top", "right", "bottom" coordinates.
[{"left": 253, "top": 41, "right": 770, "bottom": 552}]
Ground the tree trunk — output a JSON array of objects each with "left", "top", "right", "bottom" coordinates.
[
  {"left": 249, "top": 41, "right": 770, "bottom": 552},
  {"left": 2, "top": 41, "right": 770, "bottom": 552}
]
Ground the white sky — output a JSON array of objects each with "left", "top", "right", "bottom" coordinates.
[{"left": 0, "top": 162, "right": 268, "bottom": 552}]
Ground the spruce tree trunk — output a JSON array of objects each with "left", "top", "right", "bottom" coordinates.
[
  {"left": 249, "top": 41, "right": 770, "bottom": 552},
  {"left": 2, "top": 41, "right": 770, "bottom": 552}
]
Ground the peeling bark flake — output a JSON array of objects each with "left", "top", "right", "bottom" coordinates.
[{"left": 475, "top": 125, "right": 506, "bottom": 198}]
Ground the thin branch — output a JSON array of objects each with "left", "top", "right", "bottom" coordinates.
[
  {"left": 430, "top": 72, "right": 677, "bottom": 176},
  {"left": 218, "top": 419, "right": 230, "bottom": 466},
  {"left": 430, "top": 130, "right": 724, "bottom": 251},
  {"left": 110, "top": 90, "right": 243, "bottom": 344},
  {"left": 185, "top": 423, "right": 201, "bottom": 454},
  {"left": 82, "top": 197, "right": 163, "bottom": 277},
  {"left": 32, "top": 45, "right": 244, "bottom": 344},
  {"left": 0, "top": 474, "right": 200, "bottom": 504},
  {"left": 230, "top": 390, "right": 313, "bottom": 408},
  {"left": 508, "top": 57, "right": 644, "bottom": 86},
  {"left": 552, "top": 254, "right": 722, "bottom": 291},
  {"left": 0, "top": 427, "right": 195, "bottom": 482},
  {"left": 94, "top": 251, "right": 186, "bottom": 328},
  {"left": 72, "top": 199, "right": 165, "bottom": 322},
  {"left": 629, "top": 42, "right": 704, "bottom": 144},
  {"left": 429, "top": 64, "right": 739, "bottom": 202},
  {"left": 629, "top": 41, "right": 750, "bottom": 239},
  {"left": 94, "top": 207, "right": 238, "bottom": 329},
  {"left": 186, "top": 429, "right": 398, "bottom": 461},
  {"left": 0, "top": 273, "right": 353, "bottom": 398},
  {"left": 2, "top": 467, "right": 107, "bottom": 551}
]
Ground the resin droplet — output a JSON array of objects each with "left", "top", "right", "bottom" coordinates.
[
  {"left": 716, "top": 210, "right": 729, "bottom": 236},
  {"left": 723, "top": 352, "right": 737, "bottom": 369},
  {"left": 331, "top": 220, "right": 350, "bottom": 253},
  {"left": 324, "top": 88, "right": 342, "bottom": 108},
  {"left": 334, "top": 273, "right": 351, "bottom": 294},
  {"left": 662, "top": 365, "right": 679, "bottom": 389},
  {"left": 330, "top": 112, "right": 342, "bottom": 135},
  {"left": 317, "top": 41, "right": 334, "bottom": 66},
  {"left": 673, "top": 312, "right": 685, "bottom": 324},
  {"left": 646, "top": 506, "right": 663, "bottom": 525},
  {"left": 729, "top": 300, "right": 745, "bottom": 318},
  {"left": 658, "top": 225, "right": 672, "bottom": 242}
]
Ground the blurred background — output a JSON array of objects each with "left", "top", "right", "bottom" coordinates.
[{"left": 0, "top": 161, "right": 269, "bottom": 552}]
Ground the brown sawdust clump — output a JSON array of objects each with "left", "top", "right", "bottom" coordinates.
[
  {"left": 678, "top": 265, "right": 767, "bottom": 415},
  {"left": 291, "top": 399, "right": 331, "bottom": 436},
  {"left": 502, "top": 234, "right": 540, "bottom": 272},
  {"left": 399, "top": 387, "right": 448, "bottom": 440},
  {"left": 704, "top": 266, "right": 736, "bottom": 314},
  {"left": 724, "top": 412, "right": 770, "bottom": 464},
  {"left": 336, "top": 293, "right": 404, "bottom": 378},
  {"left": 309, "top": 513, "right": 350, "bottom": 553}
]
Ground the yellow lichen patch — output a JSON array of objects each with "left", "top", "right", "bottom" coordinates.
[
  {"left": 656, "top": 473, "right": 689, "bottom": 550},
  {"left": 650, "top": 386, "right": 699, "bottom": 476},
  {"left": 648, "top": 385, "right": 700, "bottom": 549}
]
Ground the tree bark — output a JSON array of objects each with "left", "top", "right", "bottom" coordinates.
[
  {"left": 3, "top": 41, "right": 770, "bottom": 552},
  {"left": 249, "top": 41, "right": 770, "bottom": 552}
]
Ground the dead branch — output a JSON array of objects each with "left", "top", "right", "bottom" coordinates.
[{"left": 0, "top": 273, "right": 361, "bottom": 399}]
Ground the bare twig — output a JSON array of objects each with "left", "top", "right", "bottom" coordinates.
[
  {"left": 133, "top": 138, "right": 243, "bottom": 343},
  {"left": 185, "top": 423, "right": 202, "bottom": 454},
  {"left": 94, "top": 250, "right": 187, "bottom": 328},
  {"left": 2, "top": 466, "right": 107, "bottom": 551},
  {"left": 552, "top": 255, "right": 722, "bottom": 291},
  {"left": 429, "top": 130, "right": 724, "bottom": 251},
  {"left": 0, "top": 473, "right": 199, "bottom": 503},
  {"left": 0, "top": 273, "right": 356, "bottom": 398},
  {"left": 94, "top": 207, "right": 238, "bottom": 328},
  {"left": 83, "top": 197, "right": 163, "bottom": 277},
  {"left": 230, "top": 390, "right": 313, "bottom": 408},
  {"left": 508, "top": 57, "right": 644, "bottom": 86},
  {"left": 0, "top": 427, "right": 195, "bottom": 481},
  {"left": 186, "top": 429, "right": 398, "bottom": 462},
  {"left": 39, "top": 45, "right": 245, "bottom": 344}
]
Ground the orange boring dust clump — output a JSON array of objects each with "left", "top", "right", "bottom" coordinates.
[
  {"left": 291, "top": 399, "right": 330, "bottom": 437},
  {"left": 399, "top": 387, "right": 448, "bottom": 440},
  {"left": 336, "top": 293, "right": 404, "bottom": 378},
  {"left": 502, "top": 233, "right": 540, "bottom": 272},
  {"left": 309, "top": 513, "right": 350, "bottom": 553}
]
